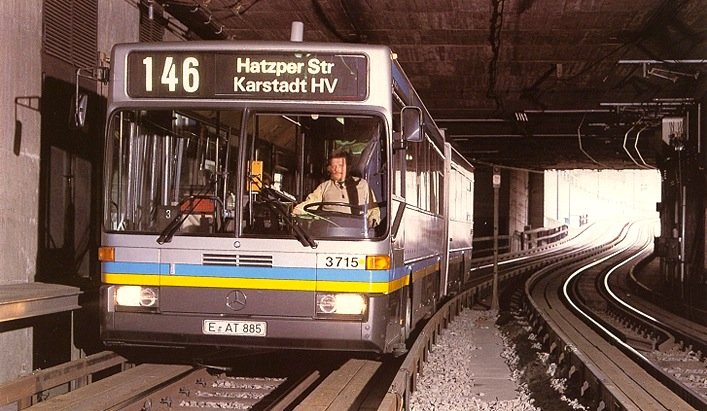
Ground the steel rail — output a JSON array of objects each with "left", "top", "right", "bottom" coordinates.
[
  {"left": 379, "top": 221, "right": 615, "bottom": 411},
  {"left": 524, "top": 221, "right": 699, "bottom": 411}
]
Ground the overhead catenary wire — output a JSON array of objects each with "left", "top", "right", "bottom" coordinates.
[
  {"left": 577, "top": 114, "right": 610, "bottom": 169},
  {"left": 472, "top": 159, "right": 544, "bottom": 174},
  {"left": 634, "top": 125, "right": 656, "bottom": 169},
  {"left": 622, "top": 125, "right": 643, "bottom": 168}
]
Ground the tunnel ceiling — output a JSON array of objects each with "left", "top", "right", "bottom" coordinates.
[{"left": 155, "top": 0, "right": 706, "bottom": 171}]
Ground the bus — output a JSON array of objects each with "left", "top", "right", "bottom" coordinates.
[{"left": 99, "top": 37, "right": 474, "bottom": 354}]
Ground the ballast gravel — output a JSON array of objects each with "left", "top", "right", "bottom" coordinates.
[
  {"left": 409, "top": 307, "right": 590, "bottom": 411},
  {"left": 409, "top": 308, "right": 540, "bottom": 411}
]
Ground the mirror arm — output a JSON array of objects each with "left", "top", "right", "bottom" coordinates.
[
  {"left": 74, "top": 66, "right": 110, "bottom": 128},
  {"left": 392, "top": 132, "right": 407, "bottom": 151}
]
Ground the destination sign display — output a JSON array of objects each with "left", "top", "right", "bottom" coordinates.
[{"left": 126, "top": 51, "right": 368, "bottom": 101}]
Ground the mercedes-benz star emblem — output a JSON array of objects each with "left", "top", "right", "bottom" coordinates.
[{"left": 225, "top": 290, "right": 247, "bottom": 311}]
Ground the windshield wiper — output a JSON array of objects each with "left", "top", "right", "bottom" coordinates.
[
  {"left": 156, "top": 180, "right": 215, "bottom": 244},
  {"left": 156, "top": 209, "right": 187, "bottom": 244},
  {"left": 259, "top": 186, "right": 317, "bottom": 248},
  {"left": 156, "top": 197, "right": 204, "bottom": 244}
]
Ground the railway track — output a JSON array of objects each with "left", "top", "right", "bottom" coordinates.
[
  {"left": 565, "top": 222, "right": 707, "bottom": 408},
  {"left": 1, "top": 348, "right": 391, "bottom": 410},
  {"left": 521, "top": 220, "right": 705, "bottom": 410},
  {"left": 381, "top": 221, "right": 624, "bottom": 410},
  {"left": 5, "top": 221, "right": 682, "bottom": 411},
  {"left": 116, "top": 367, "right": 317, "bottom": 411}
]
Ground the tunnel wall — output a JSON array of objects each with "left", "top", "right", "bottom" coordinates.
[
  {"left": 0, "top": 0, "right": 142, "bottom": 388},
  {"left": 655, "top": 98, "right": 706, "bottom": 309},
  {"left": 0, "top": 0, "right": 43, "bottom": 387}
]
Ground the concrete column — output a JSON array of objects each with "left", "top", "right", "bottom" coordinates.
[
  {"left": 508, "top": 169, "right": 529, "bottom": 250},
  {"left": 528, "top": 172, "right": 545, "bottom": 228}
]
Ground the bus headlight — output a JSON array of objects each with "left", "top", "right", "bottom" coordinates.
[
  {"left": 316, "top": 293, "right": 367, "bottom": 317},
  {"left": 114, "top": 286, "right": 159, "bottom": 310}
]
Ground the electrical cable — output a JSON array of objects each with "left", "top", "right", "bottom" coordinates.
[
  {"left": 577, "top": 114, "right": 610, "bottom": 169},
  {"left": 622, "top": 124, "right": 642, "bottom": 168},
  {"left": 633, "top": 125, "right": 656, "bottom": 169}
]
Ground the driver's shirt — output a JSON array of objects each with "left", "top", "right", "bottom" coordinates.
[{"left": 293, "top": 178, "right": 380, "bottom": 223}]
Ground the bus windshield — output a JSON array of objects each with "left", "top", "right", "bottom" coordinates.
[{"left": 104, "top": 109, "right": 388, "bottom": 241}]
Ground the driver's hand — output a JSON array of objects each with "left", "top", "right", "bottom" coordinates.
[
  {"left": 291, "top": 206, "right": 305, "bottom": 216},
  {"left": 367, "top": 218, "right": 378, "bottom": 227},
  {"left": 293, "top": 209, "right": 319, "bottom": 220}
]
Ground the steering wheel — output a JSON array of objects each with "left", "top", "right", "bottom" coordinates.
[{"left": 302, "top": 202, "right": 364, "bottom": 216}]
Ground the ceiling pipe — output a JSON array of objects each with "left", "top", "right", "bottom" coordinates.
[
  {"left": 618, "top": 59, "right": 707, "bottom": 64},
  {"left": 451, "top": 133, "right": 593, "bottom": 139},
  {"left": 436, "top": 118, "right": 509, "bottom": 123},
  {"left": 524, "top": 109, "right": 613, "bottom": 114},
  {"left": 600, "top": 100, "right": 693, "bottom": 107}
]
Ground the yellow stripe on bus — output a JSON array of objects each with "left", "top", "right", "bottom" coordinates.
[
  {"left": 103, "top": 272, "right": 409, "bottom": 294},
  {"left": 102, "top": 273, "right": 161, "bottom": 286}
]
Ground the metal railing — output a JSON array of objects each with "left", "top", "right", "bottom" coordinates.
[
  {"left": 473, "top": 224, "right": 568, "bottom": 257},
  {"left": 519, "top": 224, "right": 568, "bottom": 250}
]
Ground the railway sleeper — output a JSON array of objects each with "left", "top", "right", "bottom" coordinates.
[{"left": 626, "top": 335, "right": 656, "bottom": 352}]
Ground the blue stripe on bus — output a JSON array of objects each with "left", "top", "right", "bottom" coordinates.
[
  {"left": 174, "top": 264, "right": 315, "bottom": 280},
  {"left": 392, "top": 265, "right": 408, "bottom": 279},
  {"left": 316, "top": 268, "right": 389, "bottom": 283},
  {"left": 102, "top": 261, "right": 165, "bottom": 275},
  {"left": 103, "top": 257, "right": 435, "bottom": 283},
  {"left": 392, "top": 64, "right": 411, "bottom": 100},
  {"left": 176, "top": 264, "right": 391, "bottom": 283}
]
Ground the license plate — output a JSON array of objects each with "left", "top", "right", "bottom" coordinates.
[{"left": 202, "top": 319, "right": 267, "bottom": 337}]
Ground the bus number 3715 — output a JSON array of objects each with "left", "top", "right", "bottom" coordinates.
[{"left": 323, "top": 255, "right": 362, "bottom": 269}]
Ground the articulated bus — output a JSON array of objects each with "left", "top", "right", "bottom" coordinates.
[{"left": 100, "top": 38, "right": 474, "bottom": 354}]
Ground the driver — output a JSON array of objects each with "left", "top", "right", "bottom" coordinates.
[{"left": 293, "top": 150, "right": 380, "bottom": 227}]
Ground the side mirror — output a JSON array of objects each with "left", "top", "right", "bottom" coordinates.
[
  {"left": 73, "top": 93, "right": 88, "bottom": 128},
  {"left": 401, "top": 106, "right": 423, "bottom": 143}
]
